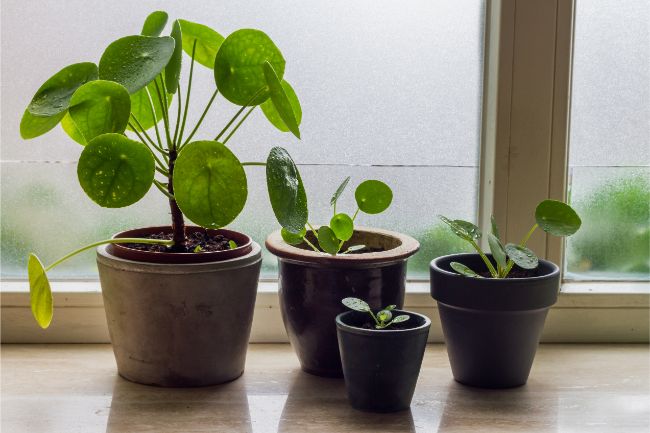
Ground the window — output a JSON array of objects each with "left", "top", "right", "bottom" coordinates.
[
  {"left": 565, "top": 0, "right": 650, "bottom": 281},
  {"left": 0, "top": 0, "right": 485, "bottom": 281}
]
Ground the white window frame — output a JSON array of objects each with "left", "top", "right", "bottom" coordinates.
[{"left": 2, "top": 0, "right": 648, "bottom": 343}]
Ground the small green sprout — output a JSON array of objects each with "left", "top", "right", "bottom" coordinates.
[
  {"left": 342, "top": 297, "right": 410, "bottom": 329},
  {"left": 439, "top": 199, "right": 582, "bottom": 278},
  {"left": 228, "top": 240, "right": 237, "bottom": 249}
]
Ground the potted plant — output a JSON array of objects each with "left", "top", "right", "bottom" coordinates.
[
  {"left": 430, "top": 200, "right": 582, "bottom": 388},
  {"left": 265, "top": 177, "right": 420, "bottom": 377},
  {"left": 336, "top": 297, "right": 430, "bottom": 412},
  {"left": 22, "top": 10, "right": 306, "bottom": 386}
]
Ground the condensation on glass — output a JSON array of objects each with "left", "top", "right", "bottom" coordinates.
[{"left": 0, "top": 0, "right": 485, "bottom": 280}]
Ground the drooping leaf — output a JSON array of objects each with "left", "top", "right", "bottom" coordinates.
[
  {"left": 165, "top": 20, "right": 183, "bottom": 93},
  {"left": 214, "top": 29, "right": 285, "bottom": 106},
  {"left": 330, "top": 213, "right": 354, "bottom": 241},
  {"left": 317, "top": 226, "right": 340, "bottom": 255},
  {"left": 330, "top": 176, "right": 351, "bottom": 207},
  {"left": 450, "top": 261, "right": 483, "bottom": 278},
  {"left": 20, "top": 110, "right": 66, "bottom": 139},
  {"left": 281, "top": 227, "right": 306, "bottom": 245},
  {"left": 491, "top": 214, "right": 501, "bottom": 241},
  {"left": 391, "top": 315, "right": 410, "bottom": 324},
  {"left": 355, "top": 180, "right": 393, "bottom": 214},
  {"left": 99, "top": 35, "right": 175, "bottom": 94},
  {"left": 535, "top": 199, "right": 582, "bottom": 237},
  {"left": 68, "top": 80, "right": 131, "bottom": 142},
  {"left": 128, "top": 77, "right": 171, "bottom": 131},
  {"left": 26, "top": 62, "right": 98, "bottom": 117},
  {"left": 261, "top": 66, "right": 300, "bottom": 138},
  {"left": 266, "top": 147, "right": 308, "bottom": 233},
  {"left": 60, "top": 113, "right": 86, "bottom": 145},
  {"left": 77, "top": 133, "right": 155, "bottom": 208},
  {"left": 439, "top": 216, "right": 481, "bottom": 243},
  {"left": 141, "top": 11, "right": 168, "bottom": 36},
  {"left": 488, "top": 233, "right": 507, "bottom": 270},
  {"left": 505, "top": 244, "right": 539, "bottom": 270},
  {"left": 28, "top": 253, "right": 53, "bottom": 329},
  {"left": 342, "top": 297, "right": 370, "bottom": 312},
  {"left": 174, "top": 140, "right": 248, "bottom": 228},
  {"left": 261, "top": 79, "right": 302, "bottom": 134},
  {"left": 178, "top": 19, "right": 224, "bottom": 68}
]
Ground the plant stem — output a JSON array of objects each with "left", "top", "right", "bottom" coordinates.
[
  {"left": 302, "top": 236, "right": 320, "bottom": 252},
  {"left": 222, "top": 106, "right": 256, "bottom": 145},
  {"left": 153, "top": 179, "right": 173, "bottom": 199},
  {"left": 181, "top": 88, "right": 218, "bottom": 149},
  {"left": 167, "top": 148, "right": 186, "bottom": 251},
  {"left": 502, "top": 223, "right": 539, "bottom": 277},
  {"left": 129, "top": 120, "right": 168, "bottom": 156},
  {"left": 214, "top": 87, "right": 266, "bottom": 141},
  {"left": 155, "top": 166, "right": 169, "bottom": 176},
  {"left": 177, "top": 40, "right": 197, "bottom": 147},
  {"left": 351, "top": 208, "right": 360, "bottom": 221},
  {"left": 307, "top": 222, "right": 318, "bottom": 238},
  {"left": 368, "top": 309, "right": 380, "bottom": 327},
  {"left": 129, "top": 125, "right": 168, "bottom": 170},
  {"left": 470, "top": 239, "right": 498, "bottom": 277},
  {"left": 172, "top": 84, "right": 182, "bottom": 147},
  {"left": 153, "top": 78, "right": 173, "bottom": 150},
  {"left": 145, "top": 87, "right": 164, "bottom": 148}
]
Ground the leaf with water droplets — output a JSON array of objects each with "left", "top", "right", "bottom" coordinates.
[
  {"left": 342, "top": 297, "right": 370, "bottom": 312},
  {"left": 266, "top": 147, "right": 308, "bottom": 234},
  {"left": 535, "top": 200, "right": 582, "bottom": 237},
  {"left": 450, "top": 261, "right": 482, "bottom": 277},
  {"left": 504, "top": 244, "right": 539, "bottom": 270},
  {"left": 69, "top": 80, "right": 131, "bottom": 142}
]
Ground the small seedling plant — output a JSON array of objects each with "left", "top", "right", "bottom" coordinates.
[
  {"left": 439, "top": 200, "right": 582, "bottom": 278},
  {"left": 22, "top": 11, "right": 310, "bottom": 328},
  {"left": 342, "top": 298, "right": 410, "bottom": 329},
  {"left": 278, "top": 177, "right": 393, "bottom": 255}
]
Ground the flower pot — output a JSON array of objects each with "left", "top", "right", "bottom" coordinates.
[
  {"left": 336, "top": 309, "right": 430, "bottom": 412},
  {"left": 430, "top": 253, "right": 560, "bottom": 388},
  {"left": 266, "top": 227, "right": 419, "bottom": 377},
  {"left": 97, "top": 226, "right": 262, "bottom": 387}
]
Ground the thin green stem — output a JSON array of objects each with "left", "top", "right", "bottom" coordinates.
[
  {"left": 351, "top": 208, "right": 360, "bottom": 221},
  {"left": 129, "top": 119, "right": 168, "bottom": 155},
  {"left": 145, "top": 87, "right": 164, "bottom": 148},
  {"left": 302, "top": 236, "right": 320, "bottom": 253},
  {"left": 155, "top": 166, "right": 169, "bottom": 176},
  {"left": 129, "top": 116, "right": 160, "bottom": 150},
  {"left": 172, "top": 85, "right": 182, "bottom": 147},
  {"left": 222, "top": 106, "right": 256, "bottom": 145},
  {"left": 368, "top": 309, "right": 380, "bottom": 327},
  {"left": 307, "top": 222, "right": 318, "bottom": 238},
  {"left": 153, "top": 179, "right": 174, "bottom": 199},
  {"left": 503, "top": 223, "right": 539, "bottom": 277},
  {"left": 181, "top": 88, "right": 218, "bottom": 149},
  {"left": 178, "top": 40, "right": 197, "bottom": 147},
  {"left": 45, "top": 238, "right": 174, "bottom": 272},
  {"left": 470, "top": 239, "right": 498, "bottom": 277},
  {"left": 153, "top": 78, "right": 173, "bottom": 149},
  {"left": 128, "top": 124, "right": 168, "bottom": 169},
  {"left": 214, "top": 87, "right": 266, "bottom": 141}
]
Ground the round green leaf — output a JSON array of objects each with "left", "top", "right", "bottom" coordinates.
[
  {"left": 174, "top": 140, "right": 248, "bottom": 228},
  {"left": 128, "top": 78, "right": 171, "bottom": 131},
  {"left": 392, "top": 315, "right": 410, "bottom": 324},
  {"left": 355, "top": 180, "right": 393, "bottom": 214},
  {"left": 330, "top": 213, "right": 354, "bottom": 241},
  {"left": 28, "top": 253, "right": 53, "bottom": 329},
  {"left": 77, "top": 133, "right": 155, "bottom": 208},
  {"left": 27, "top": 62, "right": 98, "bottom": 117},
  {"left": 281, "top": 227, "right": 306, "bottom": 245},
  {"left": 178, "top": 19, "right": 224, "bottom": 69},
  {"left": 165, "top": 20, "right": 183, "bottom": 93},
  {"left": 342, "top": 297, "right": 370, "bottom": 312},
  {"left": 450, "top": 261, "right": 482, "bottom": 278},
  {"left": 261, "top": 65, "right": 300, "bottom": 138},
  {"left": 266, "top": 146, "right": 308, "bottom": 234},
  {"left": 377, "top": 309, "right": 392, "bottom": 322},
  {"left": 141, "top": 11, "right": 168, "bottom": 37},
  {"left": 535, "top": 199, "right": 582, "bottom": 237},
  {"left": 20, "top": 109, "right": 66, "bottom": 139},
  {"left": 318, "top": 226, "right": 340, "bottom": 255},
  {"left": 69, "top": 80, "right": 131, "bottom": 142},
  {"left": 261, "top": 79, "right": 302, "bottom": 134},
  {"left": 99, "top": 35, "right": 175, "bottom": 94},
  {"left": 61, "top": 113, "right": 86, "bottom": 145},
  {"left": 504, "top": 244, "right": 539, "bottom": 270},
  {"left": 214, "top": 29, "right": 285, "bottom": 106}
]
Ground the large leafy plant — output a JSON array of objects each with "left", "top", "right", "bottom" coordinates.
[
  {"left": 439, "top": 200, "right": 581, "bottom": 278},
  {"left": 22, "top": 11, "right": 308, "bottom": 328}
]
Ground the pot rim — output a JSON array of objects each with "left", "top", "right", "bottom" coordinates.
[
  {"left": 431, "top": 253, "right": 560, "bottom": 282},
  {"left": 265, "top": 226, "right": 420, "bottom": 266},
  {"left": 336, "top": 310, "right": 431, "bottom": 337}
]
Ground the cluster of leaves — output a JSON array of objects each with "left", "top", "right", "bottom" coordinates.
[
  {"left": 440, "top": 200, "right": 582, "bottom": 278},
  {"left": 342, "top": 298, "right": 410, "bottom": 330},
  {"left": 278, "top": 177, "right": 393, "bottom": 255}
]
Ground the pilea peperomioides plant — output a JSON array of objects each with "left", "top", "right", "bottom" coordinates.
[
  {"left": 342, "top": 298, "right": 410, "bottom": 329},
  {"left": 439, "top": 200, "right": 582, "bottom": 278},
  {"left": 277, "top": 177, "right": 393, "bottom": 255},
  {"left": 22, "top": 11, "right": 308, "bottom": 328}
]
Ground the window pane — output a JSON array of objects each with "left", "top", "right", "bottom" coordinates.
[
  {"left": 566, "top": 0, "right": 650, "bottom": 281},
  {"left": 1, "top": 0, "right": 485, "bottom": 280}
]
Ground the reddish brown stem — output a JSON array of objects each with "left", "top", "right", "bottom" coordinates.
[{"left": 167, "top": 149, "right": 186, "bottom": 251}]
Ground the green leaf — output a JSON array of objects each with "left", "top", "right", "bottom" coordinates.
[
  {"left": 178, "top": 19, "right": 224, "bottom": 69},
  {"left": 60, "top": 113, "right": 86, "bottom": 145},
  {"left": 385, "top": 305, "right": 397, "bottom": 311},
  {"left": 128, "top": 78, "right": 171, "bottom": 131},
  {"left": 317, "top": 226, "right": 340, "bottom": 255},
  {"left": 330, "top": 176, "right": 351, "bottom": 207},
  {"left": 26, "top": 62, "right": 98, "bottom": 117},
  {"left": 377, "top": 309, "right": 392, "bottom": 322},
  {"left": 77, "top": 133, "right": 155, "bottom": 208},
  {"left": 439, "top": 216, "right": 481, "bottom": 242},
  {"left": 505, "top": 244, "right": 539, "bottom": 270},
  {"left": 164, "top": 20, "right": 183, "bottom": 94},
  {"left": 260, "top": 72, "right": 301, "bottom": 137},
  {"left": 68, "top": 80, "right": 131, "bottom": 142},
  {"left": 214, "top": 29, "right": 285, "bottom": 106},
  {"left": 342, "top": 244, "right": 365, "bottom": 254},
  {"left": 454, "top": 220, "right": 482, "bottom": 240},
  {"left": 228, "top": 240, "right": 237, "bottom": 250},
  {"left": 99, "top": 35, "right": 175, "bottom": 94},
  {"left": 391, "top": 315, "right": 410, "bottom": 324},
  {"left": 450, "top": 261, "right": 483, "bottom": 278},
  {"left": 28, "top": 253, "right": 53, "bottom": 329},
  {"left": 20, "top": 110, "right": 66, "bottom": 139},
  {"left": 535, "top": 199, "right": 582, "bottom": 237},
  {"left": 174, "top": 140, "right": 247, "bottom": 228},
  {"left": 491, "top": 215, "right": 501, "bottom": 241},
  {"left": 355, "top": 180, "right": 393, "bottom": 214},
  {"left": 141, "top": 11, "right": 168, "bottom": 36},
  {"left": 266, "top": 147, "right": 308, "bottom": 234},
  {"left": 342, "top": 297, "right": 370, "bottom": 312},
  {"left": 488, "top": 233, "right": 507, "bottom": 270},
  {"left": 281, "top": 227, "right": 306, "bottom": 245},
  {"left": 330, "top": 213, "right": 354, "bottom": 241}
]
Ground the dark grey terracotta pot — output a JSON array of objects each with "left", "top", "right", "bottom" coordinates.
[
  {"left": 266, "top": 227, "right": 420, "bottom": 377},
  {"left": 336, "top": 310, "right": 430, "bottom": 412},
  {"left": 97, "top": 226, "right": 262, "bottom": 387},
  {"left": 430, "top": 253, "right": 560, "bottom": 388}
]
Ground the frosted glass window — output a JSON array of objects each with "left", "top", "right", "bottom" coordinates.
[
  {"left": 1, "top": 0, "right": 485, "bottom": 280},
  {"left": 566, "top": 0, "right": 650, "bottom": 281}
]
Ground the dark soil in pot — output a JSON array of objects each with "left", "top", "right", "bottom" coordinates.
[
  {"left": 266, "top": 227, "right": 420, "bottom": 377},
  {"left": 430, "top": 253, "right": 560, "bottom": 388},
  {"left": 336, "top": 310, "right": 431, "bottom": 412}
]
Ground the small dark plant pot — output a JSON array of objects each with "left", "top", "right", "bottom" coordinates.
[
  {"left": 97, "top": 226, "right": 262, "bottom": 387},
  {"left": 430, "top": 253, "right": 560, "bottom": 388},
  {"left": 266, "top": 227, "right": 420, "bottom": 377},
  {"left": 336, "top": 310, "right": 431, "bottom": 412}
]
